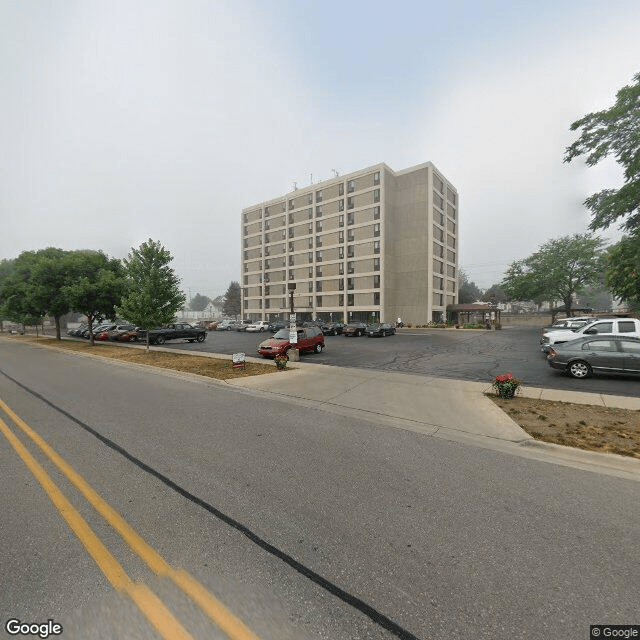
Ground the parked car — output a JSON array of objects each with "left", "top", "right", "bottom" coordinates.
[
  {"left": 366, "top": 323, "right": 396, "bottom": 337},
  {"left": 216, "top": 320, "right": 236, "bottom": 331},
  {"left": 137, "top": 323, "right": 206, "bottom": 345},
  {"left": 343, "top": 322, "right": 368, "bottom": 337},
  {"left": 246, "top": 320, "right": 270, "bottom": 332},
  {"left": 541, "top": 317, "right": 640, "bottom": 353},
  {"left": 234, "top": 320, "right": 250, "bottom": 332},
  {"left": 540, "top": 317, "right": 597, "bottom": 338},
  {"left": 321, "top": 322, "right": 344, "bottom": 336},
  {"left": 267, "top": 320, "right": 288, "bottom": 332},
  {"left": 115, "top": 327, "right": 140, "bottom": 342},
  {"left": 67, "top": 324, "right": 88, "bottom": 337},
  {"left": 93, "top": 324, "right": 121, "bottom": 341},
  {"left": 105, "top": 324, "right": 136, "bottom": 341},
  {"left": 257, "top": 326, "right": 324, "bottom": 358},
  {"left": 82, "top": 323, "right": 113, "bottom": 338},
  {"left": 547, "top": 335, "right": 640, "bottom": 378},
  {"left": 205, "top": 321, "right": 218, "bottom": 331}
]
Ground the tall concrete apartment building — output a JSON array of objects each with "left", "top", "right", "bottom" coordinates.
[{"left": 241, "top": 162, "right": 458, "bottom": 325}]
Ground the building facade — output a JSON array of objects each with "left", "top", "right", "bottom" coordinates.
[{"left": 241, "top": 162, "right": 458, "bottom": 325}]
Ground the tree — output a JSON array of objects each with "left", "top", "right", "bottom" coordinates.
[
  {"left": 501, "top": 234, "right": 605, "bottom": 317},
  {"left": 481, "top": 284, "right": 509, "bottom": 305},
  {"left": 457, "top": 270, "right": 482, "bottom": 304},
  {"left": 564, "top": 72, "right": 640, "bottom": 233},
  {"left": 62, "top": 250, "right": 126, "bottom": 345},
  {"left": 116, "top": 239, "right": 186, "bottom": 350},
  {"left": 222, "top": 281, "right": 241, "bottom": 319},
  {"left": 605, "top": 234, "right": 640, "bottom": 311},
  {"left": 0, "top": 253, "right": 47, "bottom": 330},
  {"left": 189, "top": 293, "right": 210, "bottom": 312}
]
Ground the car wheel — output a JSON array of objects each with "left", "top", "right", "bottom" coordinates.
[
  {"left": 155, "top": 335, "right": 165, "bottom": 345},
  {"left": 197, "top": 334, "right": 205, "bottom": 342},
  {"left": 568, "top": 360, "right": 591, "bottom": 379},
  {"left": 314, "top": 343, "right": 323, "bottom": 353}
]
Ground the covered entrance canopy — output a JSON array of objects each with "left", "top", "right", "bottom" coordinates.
[{"left": 447, "top": 303, "right": 501, "bottom": 327}]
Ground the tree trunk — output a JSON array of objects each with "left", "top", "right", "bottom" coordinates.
[
  {"left": 146, "top": 332, "right": 150, "bottom": 351},
  {"left": 563, "top": 296, "right": 573, "bottom": 316},
  {"left": 55, "top": 316, "right": 61, "bottom": 340},
  {"left": 88, "top": 315, "right": 95, "bottom": 346}
]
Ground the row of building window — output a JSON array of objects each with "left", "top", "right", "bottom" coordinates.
[
  {"left": 245, "top": 292, "right": 382, "bottom": 309},
  {"left": 246, "top": 258, "right": 381, "bottom": 284}
]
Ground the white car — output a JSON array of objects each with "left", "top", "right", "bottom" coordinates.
[{"left": 246, "top": 321, "right": 270, "bottom": 332}]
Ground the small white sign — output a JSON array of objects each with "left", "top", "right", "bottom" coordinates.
[
  {"left": 232, "top": 352, "right": 245, "bottom": 364},
  {"left": 289, "top": 313, "right": 296, "bottom": 325},
  {"left": 289, "top": 330, "right": 298, "bottom": 344}
]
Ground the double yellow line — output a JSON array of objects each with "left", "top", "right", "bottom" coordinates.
[{"left": 0, "top": 397, "right": 260, "bottom": 640}]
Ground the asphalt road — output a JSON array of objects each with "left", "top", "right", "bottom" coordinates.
[
  {"left": 1, "top": 339, "right": 639, "bottom": 640},
  {"left": 162, "top": 326, "right": 640, "bottom": 397}
]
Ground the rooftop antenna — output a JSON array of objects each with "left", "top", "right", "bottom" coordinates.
[
  {"left": 331, "top": 168, "right": 340, "bottom": 177},
  {"left": 310, "top": 173, "right": 313, "bottom": 185},
  {"left": 292, "top": 181, "right": 297, "bottom": 191}
]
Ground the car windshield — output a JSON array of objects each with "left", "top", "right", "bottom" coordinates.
[{"left": 272, "top": 329, "right": 291, "bottom": 339}]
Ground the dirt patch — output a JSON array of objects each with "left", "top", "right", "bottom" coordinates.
[
  {"left": 8, "top": 335, "right": 279, "bottom": 380},
  {"left": 490, "top": 395, "right": 640, "bottom": 459}
]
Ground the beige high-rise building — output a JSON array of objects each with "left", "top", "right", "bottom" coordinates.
[{"left": 241, "top": 161, "right": 458, "bottom": 325}]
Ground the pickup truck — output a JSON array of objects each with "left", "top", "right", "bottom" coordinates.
[
  {"left": 138, "top": 322, "right": 207, "bottom": 345},
  {"left": 540, "top": 317, "right": 640, "bottom": 353}
]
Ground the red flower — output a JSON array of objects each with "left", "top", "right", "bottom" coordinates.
[{"left": 495, "top": 374, "right": 514, "bottom": 383}]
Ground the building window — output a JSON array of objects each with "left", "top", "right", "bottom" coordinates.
[
  {"left": 316, "top": 221, "right": 323, "bottom": 232},
  {"left": 244, "top": 264, "right": 248, "bottom": 272},
  {"left": 347, "top": 277, "right": 354, "bottom": 290},
  {"left": 307, "top": 252, "right": 313, "bottom": 263},
  {"left": 288, "top": 241, "right": 294, "bottom": 252},
  {"left": 374, "top": 241, "right": 380, "bottom": 254},
  {"left": 288, "top": 199, "right": 294, "bottom": 210},
  {"left": 243, "top": 288, "right": 248, "bottom": 298},
  {"left": 316, "top": 235, "right": 322, "bottom": 247},
  {"left": 373, "top": 189, "right": 380, "bottom": 203},
  {"left": 288, "top": 228, "right": 294, "bottom": 238},
  {"left": 316, "top": 205, "right": 323, "bottom": 216},
  {"left": 339, "top": 246, "right": 344, "bottom": 259},
  {"left": 316, "top": 250, "right": 323, "bottom": 262},
  {"left": 316, "top": 266, "right": 323, "bottom": 277},
  {"left": 339, "top": 294, "right": 344, "bottom": 306},
  {"left": 339, "top": 279, "right": 344, "bottom": 290},
  {"left": 281, "top": 202, "right": 286, "bottom": 212},
  {"left": 348, "top": 262, "right": 355, "bottom": 274},
  {"left": 434, "top": 242, "right": 444, "bottom": 258},
  {"left": 347, "top": 212, "right": 354, "bottom": 225},
  {"left": 373, "top": 274, "right": 380, "bottom": 288},
  {"left": 447, "top": 187, "right": 456, "bottom": 205},
  {"left": 308, "top": 282, "right": 313, "bottom": 293},
  {"left": 348, "top": 230, "right": 355, "bottom": 242},
  {"left": 282, "top": 297, "right": 287, "bottom": 308},
  {"left": 434, "top": 192, "right": 444, "bottom": 209},
  {"left": 308, "top": 296, "right": 313, "bottom": 307},
  {"left": 289, "top": 213, "right": 294, "bottom": 224},
  {"left": 308, "top": 267, "right": 313, "bottom": 278},
  {"left": 338, "top": 199, "right": 344, "bottom": 211},
  {"left": 243, "top": 276, "right": 248, "bottom": 285},
  {"left": 347, "top": 294, "right": 354, "bottom": 306},
  {"left": 264, "top": 245, "right": 270, "bottom": 256},
  {"left": 282, "top": 230, "right": 286, "bottom": 239},
  {"left": 308, "top": 238, "right": 313, "bottom": 248},
  {"left": 316, "top": 295, "right": 322, "bottom": 307},
  {"left": 373, "top": 171, "right": 380, "bottom": 185},
  {"left": 308, "top": 223, "right": 313, "bottom": 234},
  {"left": 316, "top": 281, "right": 322, "bottom": 292},
  {"left": 373, "top": 292, "right": 380, "bottom": 305},
  {"left": 338, "top": 183, "right": 344, "bottom": 196},
  {"left": 339, "top": 214, "right": 344, "bottom": 227},
  {"left": 265, "top": 285, "right": 270, "bottom": 295},
  {"left": 373, "top": 224, "right": 380, "bottom": 237},
  {"left": 265, "top": 299, "right": 270, "bottom": 309},
  {"left": 316, "top": 189, "right": 323, "bottom": 202},
  {"left": 347, "top": 245, "right": 354, "bottom": 258},
  {"left": 374, "top": 258, "right": 380, "bottom": 271},
  {"left": 339, "top": 263, "right": 344, "bottom": 275},
  {"left": 243, "top": 213, "right": 248, "bottom": 223},
  {"left": 264, "top": 259, "right": 270, "bottom": 270},
  {"left": 289, "top": 270, "right": 294, "bottom": 280},
  {"left": 288, "top": 255, "right": 294, "bottom": 266},
  {"left": 265, "top": 233, "right": 270, "bottom": 243},
  {"left": 347, "top": 196, "right": 354, "bottom": 210},
  {"left": 373, "top": 206, "right": 380, "bottom": 220},
  {"left": 347, "top": 180, "right": 355, "bottom": 193},
  {"left": 307, "top": 193, "right": 313, "bottom": 204},
  {"left": 307, "top": 207, "right": 313, "bottom": 219},
  {"left": 264, "top": 206, "right": 270, "bottom": 216},
  {"left": 434, "top": 175, "right": 444, "bottom": 194}
]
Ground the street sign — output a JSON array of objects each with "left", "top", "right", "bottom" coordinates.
[{"left": 232, "top": 352, "right": 246, "bottom": 369}]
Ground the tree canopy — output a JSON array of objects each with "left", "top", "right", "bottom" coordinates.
[
  {"left": 189, "top": 293, "right": 210, "bottom": 312},
  {"left": 481, "top": 284, "right": 509, "bottom": 305},
  {"left": 62, "top": 250, "right": 125, "bottom": 345},
  {"left": 564, "top": 71, "right": 640, "bottom": 233},
  {"left": 457, "top": 270, "right": 482, "bottom": 304},
  {"left": 605, "top": 234, "right": 640, "bottom": 311},
  {"left": 117, "top": 239, "right": 186, "bottom": 349},
  {"left": 222, "top": 281, "right": 241, "bottom": 318},
  {"left": 501, "top": 234, "right": 605, "bottom": 314}
]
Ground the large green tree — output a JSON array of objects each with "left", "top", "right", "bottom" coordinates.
[
  {"left": 501, "top": 234, "right": 605, "bottom": 316},
  {"left": 0, "top": 253, "right": 47, "bottom": 330},
  {"left": 481, "top": 284, "right": 509, "bottom": 305},
  {"left": 457, "top": 270, "right": 482, "bottom": 304},
  {"left": 222, "top": 281, "right": 241, "bottom": 318},
  {"left": 116, "top": 239, "right": 186, "bottom": 350},
  {"left": 564, "top": 71, "right": 640, "bottom": 233},
  {"left": 62, "top": 250, "right": 125, "bottom": 345},
  {"left": 605, "top": 234, "right": 640, "bottom": 311},
  {"left": 189, "top": 293, "right": 210, "bottom": 312}
]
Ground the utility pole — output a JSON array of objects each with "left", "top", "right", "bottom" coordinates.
[{"left": 287, "top": 282, "right": 299, "bottom": 361}]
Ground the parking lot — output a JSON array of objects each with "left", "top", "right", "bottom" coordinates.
[{"left": 161, "top": 326, "right": 640, "bottom": 397}]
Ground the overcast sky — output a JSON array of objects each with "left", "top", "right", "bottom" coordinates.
[{"left": 1, "top": 0, "right": 639, "bottom": 298}]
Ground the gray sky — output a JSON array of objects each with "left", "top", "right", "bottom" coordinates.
[{"left": 1, "top": 0, "right": 639, "bottom": 298}]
